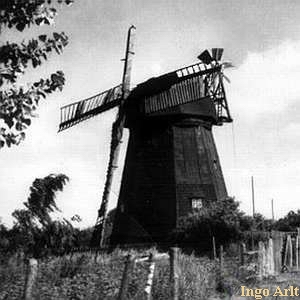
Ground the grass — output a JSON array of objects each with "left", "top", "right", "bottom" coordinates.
[
  {"left": 4, "top": 246, "right": 298, "bottom": 300},
  {"left": 0, "top": 248, "right": 218, "bottom": 300}
]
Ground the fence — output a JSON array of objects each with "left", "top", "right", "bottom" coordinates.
[
  {"left": 239, "top": 229, "right": 300, "bottom": 279},
  {"left": 20, "top": 247, "right": 203, "bottom": 300},
  {"left": 117, "top": 250, "right": 172, "bottom": 300},
  {"left": 15, "top": 231, "right": 300, "bottom": 299}
]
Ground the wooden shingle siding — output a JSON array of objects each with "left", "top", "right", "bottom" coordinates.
[{"left": 111, "top": 117, "right": 228, "bottom": 245}]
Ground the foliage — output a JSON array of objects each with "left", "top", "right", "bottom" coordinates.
[
  {"left": 241, "top": 213, "right": 273, "bottom": 247},
  {"left": 169, "top": 196, "right": 279, "bottom": 251},
  {"left": 0, "top": 221, "right": 10, "bottom": 261},
  {"left": 273, "top": 210, "right": 300, "bottom": 231},
  {"left": 240, "top": 230, "right": 271, "bottom": 249},
  {"left": 11, "top": 173, "right": 71, "bottom": 258},
  {"left": 0, "top": 0, "right": 73, "bottom": 148},
  {"left": 24, "top": 173, "right": 69, "bottom": 224},
  {"left": 239, "top": 213, "right": 274, "bottom": 245},
  {"left": 0, "top": 249, "right": 218, "bottom": 300},
  {"left": 170, "top": 197, "right": 244, "bottom": 251},
  {"left": 252, "top": 213, "right": 274, "bottom": 231},
  {"left": 73, "top": 226, "right": 94, "bottom": 248}
]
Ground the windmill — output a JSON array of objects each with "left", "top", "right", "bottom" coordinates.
[{"left": 58, "top": 27, "right": 233, "bottom": 247}]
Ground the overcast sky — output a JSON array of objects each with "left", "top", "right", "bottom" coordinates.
[{"left": 1, "top": 0, "right": 300, "bottom": 227}]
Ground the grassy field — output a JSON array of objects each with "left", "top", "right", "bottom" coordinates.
[
  {"left": 0, "top": 248, "right": 219, "bottom": 300},
  {"left": 2, "top": 247, "right": 300, "bottom": 300}
]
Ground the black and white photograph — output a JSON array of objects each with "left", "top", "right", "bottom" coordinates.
[{"left": 1, "top": 1, "right": 300, "bottom": 299}]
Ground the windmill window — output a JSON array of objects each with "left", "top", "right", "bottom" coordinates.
[{"left": 191, "top": 198, "right": 203, "bottom": 210}]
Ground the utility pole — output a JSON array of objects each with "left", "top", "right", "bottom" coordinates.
[
  {"left": 251, "top": 175, "right": 255, "bottom": 250},
  {"left": 251, "top": 176, "right": 255, "bottom": 217},
  {"left": 271, "top": 199, "right": 274, "bottom": 221}
]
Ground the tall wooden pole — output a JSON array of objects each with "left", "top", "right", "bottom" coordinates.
[
  {"left": 92, "top": 26, "right": 136, "bottom": 247},
  {"left": 251, "top": 176, "right": 255, "bottom": 217},
  {"left": 118, "top": 254, "right": 135, "bottom": 300},
  {"left": 251, "top": 176, "right": 255, "bottom": 250},
  {"left": 271, "top": 199, "right": 274, "bottom": 221},
  {"left": 212, "top": 236, "right": 217, "bottom": 260},
  {"left": 170, "top": 248, "right": 179, "bottom": 300}
]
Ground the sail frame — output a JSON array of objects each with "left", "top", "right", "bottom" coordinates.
[{"left": 59, "top": 84, "right": 122, "bottom": 131}]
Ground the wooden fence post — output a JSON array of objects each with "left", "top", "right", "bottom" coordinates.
[
  {"left": 219, "top": 245, "right": 224, "bottom": 274},
  {"left": 240, "top": 243, "right": 246, "bottom": 266},
  {"left": 284, "top": 235, "right": 293, "bottom": 269},
  {"left": 23, "top": 258, "right": 38, "bottom": 300},
  {"left": 169, "top": 247, "right": 179, "bottom": 300},
  {"left": 262, "top": 241, "right": 267, "bottom": 276},
  {"left": 251, "top": 231, "right": 255, "bottom": 250},
  {"left": 296, "top": 228, "right": 300, "bottom": 270},
  {"left": 267, "top": 238, "right": 275, "bottom": 275},
  {"left": 289, "top": 235, "right": 293, "bottom": 269},
  {"left": 118, "top": 254, "right": 135, "bottom": 300},
  {"left": 296, "top": 235, "right": 299, "bottom": 270},
  {"left": 144, "top": 253, "right": 155, "bottom": 300},
  {"left": 271, "top": 231, "right": 283, "bottom": 273},
  {"left": 212, "top": 236, "right": 217, "bottom": 260},
  {"left": 94, "top": 250, "right": 98, "bottom": 263},
  {"left": 258, "top": 241, "right": 264, "bottom": 280}
]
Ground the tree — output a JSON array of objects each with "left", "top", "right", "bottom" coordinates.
[
  {"left": 12, "top": 173, "right": 71, "bottom": 257},
  {"left": 10, "top": 173, "right": 70, "bottom": 299},
  {"left": 170, "top": 197, "right": 244, "bottom": 251},
  {"left": 0, "top": 0, "right": 74, "bottom": 148},
  {"left": 274, "top": 210, "right": 300, "bottom": 232},
  {"left": 239, "top": 213, "right": 273, "bottom": 232},
  {"left": 0, "top": 219, "right": 10, "bottom": 259}
]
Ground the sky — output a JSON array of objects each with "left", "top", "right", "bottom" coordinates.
[{"left": 1, "top": 0, "right": 300, "bottom": 227}]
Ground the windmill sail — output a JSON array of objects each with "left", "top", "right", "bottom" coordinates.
[
  {"left": 59, "top": 84, "right": 122, "bottom": 131},
  {"left": 143, "top": 75, "right": 205, "bottom": 114},
  {"left": 129, "top": 61, "right": 231, "bottom": 124}
]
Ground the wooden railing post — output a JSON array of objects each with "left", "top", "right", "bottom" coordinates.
[
  {"left": 118, "top": 254, "right": 135, "bottom": 300},
  {"left": 169, "top": 247, "right": 179, "bottom": 300}
]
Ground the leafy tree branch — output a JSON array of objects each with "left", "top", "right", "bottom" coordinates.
[
  {"left": 0, "top": 0, "right": 74, "bottom": 31},
  {"left": 0, "top": 71, "right": 65, "bottom": 147},
  {"left": 0, "top": 32, "right": 68, "bottom": 85},
  {"left": 12, "top": 173, "right": 71, "bottom": 258},
  {"left": 0, "top": 0, "right": 74, "bottom": 148}
]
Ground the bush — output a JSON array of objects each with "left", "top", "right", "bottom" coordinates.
[
  {"left": 170, "top": 197, "right": 243, "bottom": 252},
  {"left": 273, "top": 210, "right": 300, "bottom": 232}
]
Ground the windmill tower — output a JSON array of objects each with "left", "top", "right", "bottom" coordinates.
[{"left": 58, "top": 27, "right": 233, "bottom": 246}]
